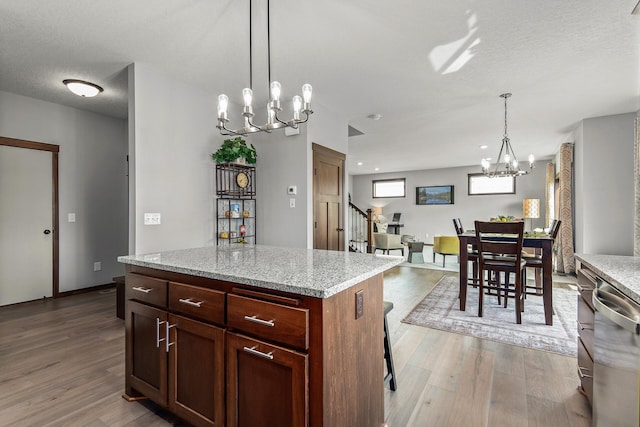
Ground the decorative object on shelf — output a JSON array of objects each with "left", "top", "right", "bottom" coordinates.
[
  {"left": 216, "top": 198, "right": 256, "bottom": 246},
  {"left": 230, "top": 203, "right": 241, "bottom": 218},
  {"left": 212, "top": 137, "right": 257, "bottom": 165},
  {"left": 240, "top": 224, "right": 246, "bottom": 237},
  {"left": 480, "top": 93, "right": 535, "bottom": 178},
  {"left": 236, "top": 171, "right": 250, "bottom": 188},
  {"left": 215, "top": 0, "right": 313, "bottom": 136},
  {"left": 216, "top": 164, "right": 256, "bottom": 198},
  {"left": 242, "top": 210, "right": 250, "bottom": 218},
  {"left": 523, "top": 198, "right": 540, "bottom": 231}
]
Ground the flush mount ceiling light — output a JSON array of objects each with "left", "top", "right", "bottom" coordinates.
[
  {"left": 367, "top": 113, "right": 382, "bottom": 120},
  {"left": 216, "top": 0, "right": 312, "bottom": 136},
  {"left": 63, "top": 79, "right": 103, "bottom": 97},
  {"left": 481, "top": 93, "right": 534, "bottom": 178}
]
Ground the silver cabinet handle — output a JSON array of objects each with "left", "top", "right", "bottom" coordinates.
[
  {"left": 577, "top": 320, "right": 593, "bottom": 331},
  {"left": 132, "top": 286, "right": 152, "bottom": 293},
  {"left": 577, "top": 366, "right": 592, "bottom": 379},
  {"left": 179, "top": 298, "right": 203, "bottom": 308},
  {"left": 156, "top": 318, "right": 166, "bottom": 348},
  {"left": 243, "top": 345, "right": 274, "bottom": 360},
  {"left": 166, "top": 322, "right": 176, "bottom": 353},
  {"left": 243, "top": 315, "right": 275, "bottom": 327}
]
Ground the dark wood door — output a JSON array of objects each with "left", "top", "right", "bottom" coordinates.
[
  {"left": 168, "top": 314, "right": 225, "bottom": 427},
  {"left": 226, "top": 333, "right": 308, "bottom": 427},
  {"left": 313, "top": 143, "right": 345, "bottom": 251},
  {"left": 126, "top": 300, "right": 168, "bottom": 405}
]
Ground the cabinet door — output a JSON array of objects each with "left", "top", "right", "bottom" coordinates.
[
  {"left": 168, "top": 314, "right": 225, "bottom": 427},
  {"left": 227, "top": 333, "right": 308, "bottom": 427},
  {"left": 126, "top": 300, "right": 168, "bottom": 405}
]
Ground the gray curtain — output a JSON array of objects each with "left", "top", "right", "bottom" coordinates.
[{"left": 556, "top": 143, "right": 575, "bottom": 274}]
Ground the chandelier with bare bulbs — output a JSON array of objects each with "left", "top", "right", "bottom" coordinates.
[
  {"left": 481, "top": 93, "right": 534, "bottom": 177},
  {"left": 216, "top": 0, "right": 312, "bottom": 136}
]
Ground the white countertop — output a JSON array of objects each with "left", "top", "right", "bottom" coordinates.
[
  {"left": 575, "top": 254, "right": 640, "bottom": 305},
  {"left": 118, "top": 245, "right": 403, "bottom": 299}
]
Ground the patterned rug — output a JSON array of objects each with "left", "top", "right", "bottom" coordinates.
[{"left": 402, "top": 275, "right": 578, "bottom": 356}]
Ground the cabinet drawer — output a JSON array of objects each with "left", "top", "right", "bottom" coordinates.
[
  {"left": 126, "top": 274, "right": 168, "bottom": 307},
  {"left": 577, "top": 295, "right": 594, "bottom": 358},
  {"left": 577, "top": 269, "right": 596, "bottom": 312},
  {"left": 577, "top": 337, "right": 593, "bottom": 405},
  {"left": 227, "top": 294, "right": 309, "bottom": 350},
  {"left": 169, "top": 282, "right": 225, "bottom": 326}
]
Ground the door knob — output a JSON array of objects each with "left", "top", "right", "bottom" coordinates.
[{"left": 43, "top": 229, "right": 51, "bottom": 235}]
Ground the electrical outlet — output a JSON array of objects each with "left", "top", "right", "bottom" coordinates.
[
  {"left": 289, "top": 198, "right": 295, "bottom": 208},
  {"left": 355, "top": 290, "right": 364, "bottom": 319},
  {"left": 144, "top": 213, "right": 161, "bottom": 225},
  {"left": 93, "top": 262, "right": 101, "bottom": 271}
]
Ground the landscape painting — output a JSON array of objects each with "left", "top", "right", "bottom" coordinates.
[{"left": 416, "top": 185, "right": 454, "bottom": 205}]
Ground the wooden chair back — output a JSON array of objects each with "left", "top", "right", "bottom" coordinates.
[
  {"left": 549, "top": 219, "right": 561, "bottom": 239},
  {"left": 474, "top": 220, "right": 525, "bottom": 261},
  {"left": 452, "top": 218, "right": 464, "bottom": 235}
]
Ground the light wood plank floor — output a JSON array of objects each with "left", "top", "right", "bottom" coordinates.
[{"left": 0, "top": 267, "right": 592, "bottom": 426}]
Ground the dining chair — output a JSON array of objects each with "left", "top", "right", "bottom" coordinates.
[
  {"left": 523, "top": 219, "right": 561, "bottom": 295},
  {"left": 453, "top": 218, "right": 479, "bottom": 286},
  {"left": 474, "top": 220, "right": 527, "bottom": 324}
]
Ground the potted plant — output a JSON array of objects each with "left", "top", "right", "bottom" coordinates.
[{"left": 211, "top": 137, "right": 257, "bottom": 165}]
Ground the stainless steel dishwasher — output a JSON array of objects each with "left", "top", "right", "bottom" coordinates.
[{"left": 592, "top": 278, "right": 640, "bottom": 426}]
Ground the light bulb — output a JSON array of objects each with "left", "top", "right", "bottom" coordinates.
[
  {"left": 292, "top": 95, "right": 302, "bottom": 121},
  {"left": 267, "top": 103, "right": 275, "bottom": 125},
  {"left": 302, "top": 84, "right": 312, "bottom": 103},
  {"left": 528, "top": 154, "right": 535, "bottom": 165},
  {"left": 270, "top": 81, "right": 281, "bottom": 101},
  {"left": 504, "top": 153, "right": 510, "bottom": 164},
  {"left": 512, "top": 159, "right": 518, "bottom": 169},
  {"left": 481, "top": 158, "right": 490, "bottom": 169},
  {"left": 217, "top": 94, "right": 229, "bottom": 120},
  {"left": 242, "top": 88, "right": 253, "bottom": 107}
]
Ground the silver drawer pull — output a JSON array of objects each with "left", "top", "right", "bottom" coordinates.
[
  {"left": 156, "top": 318, "right": 166, "bottom": 348},
  {"left": 132, "top": 286, "right": 152, "bottom": 293},
  {"left": 243, "top": 315, "right": 275, "bottom": 327},
  {"left": 179, "top": 298, "right": 203, "bottom": 308},
  {"left": 577, "top": 366, "right": 592, "bottom": 379},
  {"left": 577, "top": 320, "right": 593, "bottom": 331},
  {"left": 243, "top": 345, "right": 274, "bottom": 360}
]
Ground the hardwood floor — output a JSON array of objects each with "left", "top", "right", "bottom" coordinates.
[{"left": 0, "top": 267, "right": 591, "bottom": 426}]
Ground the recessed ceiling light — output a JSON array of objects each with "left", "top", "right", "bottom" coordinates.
[
  {"left": 357, "top": 162, "right": 363, "bottom": 166},
  {"left": 63, "top": 79, "right": 103, "bottom": 97},
  {"left": 479, "top": 145, "right": 488, "bottom": 149},
  {"left": 367, "top": 113, "right": 382, "bottom": 120},
  {"left": 374, "top": 167, "right": 380, "bottom": 171}
]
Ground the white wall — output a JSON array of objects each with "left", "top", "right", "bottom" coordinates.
[
  {"left": 129, "top": 63, "right": 219, "bottom": 254},
  {"left": 574, "top": 112, "right": 636, "bottom": 255},
  {"left": 0, "top": 90, "right": 128, "bottom": 292},
  {"left": 351, "top": 163, "right": 547, "bottom": 243}
]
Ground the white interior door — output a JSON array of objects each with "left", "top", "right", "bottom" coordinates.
[{"left": 0, "top": 145, "right": 53, "bottom": 305}]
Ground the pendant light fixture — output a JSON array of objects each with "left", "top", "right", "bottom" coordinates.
[
  {"left": 481, "top": 93, "right": 534, "bottom": 177},
  {"left": 216, "top": 0, "right": 313, "bottom": 136}
]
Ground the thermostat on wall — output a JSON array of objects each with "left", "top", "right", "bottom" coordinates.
[{"left": 287, "top": 185, "right": 297, "bottom": 195}]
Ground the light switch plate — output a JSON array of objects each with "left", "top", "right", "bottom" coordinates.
[
  {"left": 289, "top": 198, "right": 295, "bottom": 208},
  {"left": 68, "top": 213, "right": 76, "bottom": 223}
]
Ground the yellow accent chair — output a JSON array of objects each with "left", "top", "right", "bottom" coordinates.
[{"left": 433, "top": 235, "right": 460, "bottom": 267}]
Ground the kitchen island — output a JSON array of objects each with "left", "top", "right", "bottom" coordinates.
[{"left": 118, "top": 245, "right": 402, "bottom": 427}]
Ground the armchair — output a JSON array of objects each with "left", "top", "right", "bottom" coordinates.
[
  {"left": 433, "top": 235, "right": 459, "bottom": 267},
  {"left": 373, "top": 233, "right": 404, "bottom": 256}
]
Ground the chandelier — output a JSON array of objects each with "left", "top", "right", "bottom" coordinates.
[
  {"left": 216, "top": 0, "right": 313, "bottom": 136},
  {"left": 481, "top": 93, "right": 534, "bottom": 177}
]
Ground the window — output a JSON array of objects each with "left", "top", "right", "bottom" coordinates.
[
  {"left": 373, "top": 178, "right": 405, "bottom": 198},
  {"left": 468, "top": 173, "right": 516, "bottom": 195}
]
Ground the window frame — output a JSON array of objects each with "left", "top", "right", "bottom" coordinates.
[
  {"left": 372, "top": 178, "right": 406, "bottom": 199},
  {"left": 467, "top": 173, "right": 516, "bottom": 195}
]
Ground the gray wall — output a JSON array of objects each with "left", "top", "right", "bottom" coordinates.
[
  {"left": 574, "top": 112, "right": 636, "bottom": 255},
  {"left": 351, "top": 163, "right": 547, "bottom": 243},
  {"left": 129, "top": 63, "right": 218, "bottom": 254},
  {"left": 0, "top": 90, "right": 128, "bottom": 292}
]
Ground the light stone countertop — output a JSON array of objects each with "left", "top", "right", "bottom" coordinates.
[
  {"left": 575, "top": 254, "right": 640, "bottom": 305},
  {"left": 118, "top": 245, "right": 403, "bottom": 299}
]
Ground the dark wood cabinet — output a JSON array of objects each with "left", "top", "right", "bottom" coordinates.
[
  {"left": 226, "top": 332, "right": 308, "bottom": 427},
  {"left": 169, "top": 314, "right": 225, "bottom": 427},
  {"left": 576, "top": 264, "right": 596, "bottom": 405},
  {"left": 124, "top": 265, "right": 385, "bottom": 427},
  {"left": 126, "top": 300, "right": 168, "bottom": 405}
]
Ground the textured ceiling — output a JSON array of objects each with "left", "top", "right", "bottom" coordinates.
[{"left": 1, "top": 0, "right": 638, "bottom": 175}]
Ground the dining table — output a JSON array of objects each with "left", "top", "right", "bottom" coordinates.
[{"left": 458, "top": 231, "right": 555, "bottom": 326}]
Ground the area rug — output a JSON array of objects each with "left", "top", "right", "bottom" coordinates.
[{"left": 402, "top": 275, "right": 578, "bottom": 356}]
